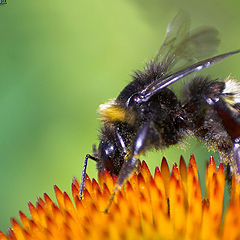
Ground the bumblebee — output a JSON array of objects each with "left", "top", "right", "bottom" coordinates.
[{"left": 80, "top": 13, "right": 240, "bottom": 209}]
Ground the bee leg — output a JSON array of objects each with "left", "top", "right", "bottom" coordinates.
[
  {"left": 118, "top": 121, "right": 151, "bottom": 185},
  {"left": 208, "top": 97, "right": 240, "bottom": 179},
  {"left": 225, "top": 163, "right": 232, "bottom": 192},
  {"left": 79, "top": 154, "right": 98, "bottom": 199},
  {"left": 233, "top": 138, "right": 240, "bottom": 178},
  {"left": 104, "top": 122, "right": 151, "bottom": 213}
]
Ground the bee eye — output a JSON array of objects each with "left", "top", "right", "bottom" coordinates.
[
  {"left": 103, "top": 142, "right": 115, "bottom": 158},
  {"left": 98, "top": 141, "right": 116, "bottom": 172}
]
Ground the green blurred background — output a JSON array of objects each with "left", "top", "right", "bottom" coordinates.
[{"left": 0, "top": 0, "right": 240, "bottom": 233}]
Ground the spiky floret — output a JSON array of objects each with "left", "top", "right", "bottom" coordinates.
[{"left": 1, "top": 156, "right": 240, "bottom": 240}]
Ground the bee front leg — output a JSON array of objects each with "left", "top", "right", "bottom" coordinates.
[
  {"left": 117, "top": 121, "right": 151, "bottom": 186},
  {"left": 104, "top": 121, "right": 152, "bottom": 213},
  {"left": 79, "top": 154, "right": 98, "bottom": 199}
]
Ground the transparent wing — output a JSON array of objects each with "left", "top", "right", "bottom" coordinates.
[
  {"left": 137, "top": 50, "right": 240, "bottom": 103},
  {"left": 154, "top": 12, "right": 220, "bottom": 74},
  {"left": 129, "top": 12, "right": 240, "bottom": 105}
]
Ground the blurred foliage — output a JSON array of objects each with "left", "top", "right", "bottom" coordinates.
[{"left": 0, "top": 0, "right": 240, "bottom": 232}]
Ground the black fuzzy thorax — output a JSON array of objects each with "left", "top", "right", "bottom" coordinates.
[
  {"left": 117, "top": 62, "right": 168, "bottom": 103},
  {"left": 116, "top": 62, "right": 186, "bottom": 152}
]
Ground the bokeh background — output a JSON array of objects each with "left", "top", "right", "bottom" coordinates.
[{"left": 0, "top": 0, "right": 240, "bottom": 232}]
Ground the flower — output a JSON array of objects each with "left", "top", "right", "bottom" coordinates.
[{"left": 1, "top": 155, "right": 240, "bottom": 240}]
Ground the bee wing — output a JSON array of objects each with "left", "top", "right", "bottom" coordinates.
[
  {"left": 155, "top": 12, "right": 220, "bottom": 74},
  {"left": 136, "top": 50, "right": 240, "bottom": 103},
  {"left": 127, "top": 13, "right": 240, "bottom": 105}
]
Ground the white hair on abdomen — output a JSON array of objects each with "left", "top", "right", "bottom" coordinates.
[{"left": 223, "top": 77, "right": 240, "bottom": 104}]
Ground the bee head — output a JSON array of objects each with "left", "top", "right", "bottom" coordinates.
[{"left": 96, "top": 129, "right": 125, "bottom": 176}]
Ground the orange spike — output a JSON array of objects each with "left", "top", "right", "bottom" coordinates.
[
  {"left": 179, "top": 155, "right": 187, "bottom": 185},
  {"left": 149, "top": 178, "right": 164, "bottom": 209},
  {"left": 82, "top": 188, "right": 92, "bottom": 205},
  {"left": 91, "top": 178, "right": 101, "bottom": 199},
  {"left": 206, "top": 156, "right": 217, "bottom": 198},
  {"left": 223, "top": 203, "right": 240, "bottom": 240},
  {"left": 169, "top": 171, "right": 186, "bottom": 234},
  {"left": 188, "top": 162, "right": 194, "bottom": 175},
  {"left": 141, "top": 160, "right": 151, "bottom": 183},
  {"left": 51, "top": 204, "right": 64, "bottom": 227},
  {"left": 189, "top": 154, "right": 197, "bottom": 168},
  {"left": 174, "top": 183, "right": 185, "bottom": 233},
  {"left": 202, "top": 175, "right": 224, "bottom": 239},
  {"left": 187, "top": 162, "right": 201, "bottom": 205},
  {"left": 98, "top": 171, "right": 104, "bottom": 189},
  {"left": 0, "top": 231, "right": 8, "bottom": 240},
  {"left": 218, "top": 162, "right": 224, "bottom": 173},
  {"left": 84, "top": 174, "right": 92, "bottom": 193},
  {"left": 19, "top": 211, "right": 30, "bottom": 230},
  {"left": 169, "top": 173, "right": 177, "bottom": 206},
  {"left": 35, "top": 203, "right": 47, "bottom": 228},
  {"left": 112, "top": 174, "right": 118, "bottom": 185},
  {"left": 44, "top": 193, "right": 53, "bottom": 206},
  {"left": 189, "top": 154, "right": 199, "bottom": 181},
  {"left": 7, "top": 228, "right": 16, "bottom": 240},
  {"left": 36, "top": 202, "right": 43, "bottom": 211},
  {"left": 72, "top": 182, "right": 79, "bottom": 199},
  {"left": 213, "top": 173, "right": 224, "bottom": 210},
  {"left": 10, "top": 218, "right": 25, "bottom": 240},
  {"left": 89, "top": 201, "right": 98, "bottom": 214},
  {"left": 137, "top": 173, "right": 149, "bottom": 201},
  {"left": 209, "top": 156, "right": 216, "bottom": 169},
  {"left": 10, "top": 218, "right": 18, "bottom": 229},
  {"left": 94, "top": 188, "right": 106, "bottom": 211},
  {"left": 154, "top": 166, "right": 160, "bottom": 177},
  {"left": 137, "top": 172, "right": 145, "bottom": 185},
  {"left": 161, "top": 157, "right": 170, "bottom": 198},
  {"left": 28, "top": 201, "right": 39, "bottom": 223},
  {"left": 92, "top": 178, "right": 100, "bottom": 189},
  {"left": 207, "top": 156, "right": 217, "bottom": 181},
  {"left": 72, "top": 177, "right": 80, "bottom": 190},
  {"left": 123, "top": 181, "right": 139, "bottom": 218},
  {"left": 37, "top": 196, "right": 45, "bottom": 209},
  {"left": 124, "top": 180, "right": 135, "bottom": 210},
  {"left": 102, "top": 183, "right": 111, "bottom": 200},
  {"left": 154, "top": 167, "right": 166, "bottom": 201},
  {"left": 54, "top": 185, "right": 65, "bottom": 210},
  {"left": 186, "top": 157, "right": 202, "bottom": 238},
  {"left": 115, "top": 189, "right": 125, "bottom": 206},
  {"left": 64, "top": 192, "right": 75, "bottom": 216},
  {"left": 74, "top": 196, "right": 84, "bottom": 216},
  {"left": 125, "top": 180, "right": 132, "bottom": 192},
  {"left": 217, "top": 163, "right": 225, "bottom": 194},
  {"left": 129, "top": 172, "right": 138, "bottom": 192},
  {"left": 103, "top": 169, "right": 114, "bottom": 193},
  {"left": 179, "top": 157, "right": 187, "bottom": 202},
  {"left": 172, "top": 163, "right": 180, "bottom": 181},
  {"left": 139, "top": 192, "right": 152, "bottom": 223}
]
